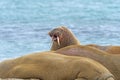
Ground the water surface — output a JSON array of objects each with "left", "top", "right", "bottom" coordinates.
[{"left": 0, "top": 0, "right": 120, "bottom": 61}]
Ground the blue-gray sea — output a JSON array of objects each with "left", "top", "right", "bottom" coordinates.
[{"left": 0, "top": 0, "right": 120, "bottom": 61}]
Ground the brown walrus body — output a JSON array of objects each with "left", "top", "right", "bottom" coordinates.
[
  {"left": 0, "top": 52, "right": 114, "bottom": 80},
  {"left": 49, "top": 26, "right": 120, "bottom": 54},
  {"left": 49, "top": 27, "right": 120, "bottom": 79},
  {"left": 87, "top": 44, "right": 120, "bottom": 54},
  {"left": 55, "top": 45, "right": 120, "bottom": 80},
  {"left": 49, "top": 26, "right": 80, "bottom": 51}
]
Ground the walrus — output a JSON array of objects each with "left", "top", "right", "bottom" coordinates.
[
  {"left": 49, "top": 27, "right": 120, "bottom": 79},
  {"left": 48, "top": 26, "right": 80, "bottom": 51},
  {"left": 0, "top": 52, "right": 114, "bottom": 80},
  {"left": 87, "top": 44, "right": 120, "bottom": 54},
  {"left": 49, "top": 26, "right": 120, "bottom": 55},
  {"left": 55, "top": 45, "right": 120, "bottom": 80}
]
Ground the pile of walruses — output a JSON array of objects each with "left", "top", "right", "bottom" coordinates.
[{"left": 0, "top": 26, "right": 120, "bottom": 80}]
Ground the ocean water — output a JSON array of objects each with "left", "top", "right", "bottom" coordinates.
[{"left": 0, "top": 0, "right": 120, "bottom": 61}]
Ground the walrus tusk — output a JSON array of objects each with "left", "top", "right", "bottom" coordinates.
[
  {"left": 51, "top": 36, "right": 60, "bottom": 46},
  {"left": 57, "top": 36, "right": 60, "bottom": 46}
]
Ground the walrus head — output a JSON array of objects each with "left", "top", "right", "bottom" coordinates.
[
  {"left": 48, "top": 26, "right": 80, "bottom": 51},
  {"left": 48, "top": 27, "right": 64, "bottom": 46}
]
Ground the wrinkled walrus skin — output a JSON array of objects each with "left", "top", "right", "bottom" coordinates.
[
  {"left": 55, "top": 45, "right": 120, "bottom": 80},
  {"left": 0, "top": 52, "right": 114, "bottom": 80},
  {"left": 86, "top": 44, "right": 120, "bottom": 54}
]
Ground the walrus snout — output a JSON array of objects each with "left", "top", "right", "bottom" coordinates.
[
  {"left": 49, "top": 32, "right": 61, "bottom": 46},
  {"left": 48, "top": 28, "right": 64, "bottom": 46}
]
